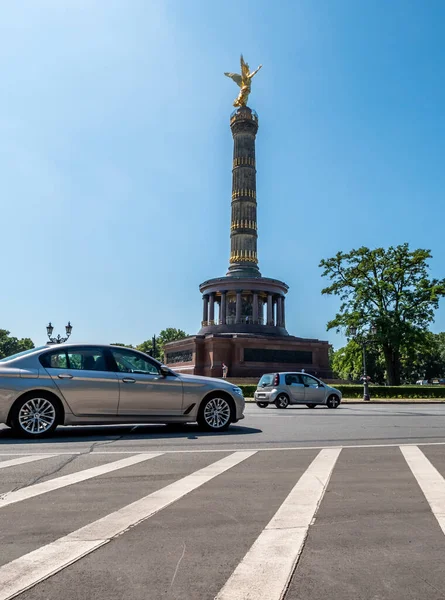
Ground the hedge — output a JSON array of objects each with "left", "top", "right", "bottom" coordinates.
[
  {"left": 239, "top": 385, "right": 257, "bottom": 397},
  {"left": 334, "top": 385, "right": 445, "bottom": 399},
  {"left": 239, "top": 384, "right": 445, "bottom": 399}
]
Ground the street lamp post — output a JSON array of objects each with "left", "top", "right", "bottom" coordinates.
[
  {"left": 349, "top": 324, "right": 377, "bottom": 401},
  {"left": 46, "top": 322, "right": 73, "bottom": 344}
]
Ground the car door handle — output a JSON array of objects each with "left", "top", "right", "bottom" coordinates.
[
  {"left": 122, "top": 378, "right": 136, "bottom": 384},
  {"left": 58, "top": 373, "right": 73, "bottom": 379}
]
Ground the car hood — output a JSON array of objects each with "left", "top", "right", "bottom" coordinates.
[{"left": 177, "top": 373, "right": 234, "bottom": 388}]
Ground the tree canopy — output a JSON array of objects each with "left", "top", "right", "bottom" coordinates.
[
  {"left": 0, "top": 329, "right": 34, "bottom": 360},
  {"left": 115, "top": 328, "right": 189, "bottom": 362},
  {"left": 331, "top": 330, "right": 445, "bottom": 384},
  {"left": 320, "top": 243, "right": 445, "bottom": 385},
  {"left": 110, "top": 328, "right": 188, "bottom": 362},
  {"left": 331, "top": 339, "right": 385, "bottom": 383}
]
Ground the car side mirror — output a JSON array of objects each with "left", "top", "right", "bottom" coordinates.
[{"left": 160, "top": 365, "right": 171, "bottom": 377}]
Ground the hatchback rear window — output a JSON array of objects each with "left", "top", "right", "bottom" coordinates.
[{"left": 258, "top": 374, "right": 275, "bottom": 387}]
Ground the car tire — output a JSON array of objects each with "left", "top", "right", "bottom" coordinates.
[
  {"left": 256, "top": 402, "right": 269, "bottom": 408},
  {"left": 326, "top": 395, "right": 340, "bottom": 409},
  {"left": 10, "top": 393, "right": 60, "bottom": 438},
  {"left": 275, "top": 394, "right": 289, "bottom": 409},
  {"left": 306, "top": 403, "right": 317, "bottom": 409},
  {"left": 198, "top": 395, "right": 233, "bottom": 431}
]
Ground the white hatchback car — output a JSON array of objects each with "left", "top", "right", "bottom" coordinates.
[{"left": 254, "top": 372, "right": 342, "bottom": 409}]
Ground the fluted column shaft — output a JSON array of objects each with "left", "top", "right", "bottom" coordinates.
[
  {"left": 220, "top": 291, "right": 227, "bottom": 325},
  {"left": 277, "top": 296, "right": 283, "bottom": 327},
  {"left": 267, "top": 293, "right": 273, "bottom": 325},
  {"left": 252, "top": 293, "right": 259, "bottom": 323},
  {"left": 208, "top": 293, "right": 215, "bottom": 324},
  {"left": 227, "top": 107, "right": 260, "bottom": 277},
  {"left": 235, "top": 291, "right": 242, "bottom": 324},
  {"left": 202, "top": 295, "right": 209, "bottom": 324}
]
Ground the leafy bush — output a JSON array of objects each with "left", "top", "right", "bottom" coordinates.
[
  {"left": 334, "top": 385, "right": 445, "bottom": 399},
  {"left": 239, "top": 385, "right": 257, "bottom": 397}
]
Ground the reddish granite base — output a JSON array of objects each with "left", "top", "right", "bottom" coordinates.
[{"left": 164, "top": 333, "right": 331, "bottom": 380}]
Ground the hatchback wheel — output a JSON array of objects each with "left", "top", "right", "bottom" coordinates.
[
  {"left": 275, "top": 394, "right": 289, "bottom": 409},
  {"left": 11, "top": 394, "right": 59, "bottom": 438},
  {"left": 256, "top": 402, "right": 269, "bottom": 408},
  {"left": 326, "top": 395, "right": 340, "bottom": 409},
  {"left": 306, "top": 403, "right": 317, "bottom": 409},
  {"left": 198, "top": 396, "right": 232, "bottom": 431}
]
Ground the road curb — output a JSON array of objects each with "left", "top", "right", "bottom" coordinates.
[{"left": 245, "top": 398, "right": 445, "bottom": 404}]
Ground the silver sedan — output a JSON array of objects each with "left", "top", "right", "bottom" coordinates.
[{"left": 0, "top": 344, "right": 245, "bottom": 437}]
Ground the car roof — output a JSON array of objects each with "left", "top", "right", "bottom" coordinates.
[
  {"left": 41, "top": 343, "right": 132, "bottom": 350},
  {"left": 261, "top": 371, "right": 316, "bottom": 376}
]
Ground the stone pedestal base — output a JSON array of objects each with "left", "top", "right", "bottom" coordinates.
[{"left": 164, "top": 333, "right": 331, "bottom": 380}]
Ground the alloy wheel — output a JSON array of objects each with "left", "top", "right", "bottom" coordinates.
[
  {"left": 327, "top": 395, "right": 340, "bottom": 409},
  {"left": 18, "top": 398, "right": 56, "bottom": 435},
  {"left": 203, "top": 397, "right": 231, "bottom": 430},
  {"left": 275, "top": 395, "right": 289, "bottom": 409}
]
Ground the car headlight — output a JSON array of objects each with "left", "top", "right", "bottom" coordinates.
[{"left": 231, "top": 386, "right": 243, "bottom": 396}]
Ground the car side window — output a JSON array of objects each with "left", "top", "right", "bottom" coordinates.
[
  {"left": 40, "top": 351, "right": 68, "bottom": 369},
  {"left": 285, "top": 374, "right": 302, "bottom": 385},
  {"left": 66, "top": 348, "right": 108, "bottom": 371},
  {"left": 111, "top": 349, "right": 159, "bottom": 375},
  {"left": 301, "top": 374, "right": 319, "bottom": 387}
]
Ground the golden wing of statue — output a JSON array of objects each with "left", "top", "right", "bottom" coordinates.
[
  {"left": 224, "top": 72, "right": 243, "bottom": 87},
  {"left": 240, "top": 54, "right": 250, "bottom": 79}
]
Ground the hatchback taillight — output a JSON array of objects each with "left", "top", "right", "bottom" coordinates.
[{"left": 273, "top": 373, "right": 279, "bottom": 386}]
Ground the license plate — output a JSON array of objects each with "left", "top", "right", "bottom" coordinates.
[{"left": 256, "top": 393, "right": 266, "bottom": 398}]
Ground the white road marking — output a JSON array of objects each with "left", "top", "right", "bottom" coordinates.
[
  {"left": 400, "top": 445, "right": 445, "bottom": 535},
  {"left": 0, "top": 450, "right": 81, "bottom": 458},
  {"left": 0, "top": 455, "right": 58, "bottom": 470},
  {"left": 1, "top": 441, "right": 445, "bottom": 458},
  {"left": 88, "top": 441, "right": 445, "bottom": 453},
  {"left": 0, "top": 450, "right": 256, "bottom": 600},
  {"left": 0, "top": 453, "right": 162, "bottom": 509},
  {"left": 215, "top": 447, "right": 341, "bottom": 600},
  {"left": 0, "top": 453, "right": 82, "bottom": 456}
]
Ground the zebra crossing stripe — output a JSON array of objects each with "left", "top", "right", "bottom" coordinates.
[
  {"left": 400, "top": 445, "right": 445, "bottom": 535},
  {"left": 0, "top": 455, "right": 58, "bottom": 470},
  {"left": 0, "top": 451, "right": 256, "bottom": 600},
  {"left": 216, "top": 448, "right": 342, "bottom": 600},
  {"left": 0, "top": 453, "right": 163, "bottom": 508}
]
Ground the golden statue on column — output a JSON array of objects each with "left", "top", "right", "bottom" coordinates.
[{"left": 225, "top": 55, "right": 262, "bottom": 107}]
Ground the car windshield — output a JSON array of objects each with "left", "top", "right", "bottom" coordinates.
[
  {"left": 0, "top": 346, "right": 46, "bottom": 363},
  {"left": 258, "top": 374, "right": 274, "bottom": 387}
]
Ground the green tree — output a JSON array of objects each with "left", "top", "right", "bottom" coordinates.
[
  {"left": 157, "top": 328, "right": 188, "bottom": 362},
  {"left": 0, "top": 329, "right": 34, "bottom": 360},
  {"left": 331, "top": 340, "right": 385, "bottom": 383},
  {"left": 136, "top": 339, "right": 158, "bottom": 359},
  {"left": 136, "top": 328, "right": 188, "bottom": 363},
  {"left": 320, "top": 244, "right": 445, "bottom": 385},
  {"left": 400, "top": 331, "right": 445, "bottom": 383}
]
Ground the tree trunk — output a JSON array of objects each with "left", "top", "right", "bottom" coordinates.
[{"left": 383, "top": 345, "right": 401, "bottom": 385}]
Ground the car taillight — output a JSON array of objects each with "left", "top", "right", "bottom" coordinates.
[{"left": 273, "top": 373, "right": 279, "bottom": 386}]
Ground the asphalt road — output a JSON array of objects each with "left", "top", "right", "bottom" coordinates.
[
  {"left": 1, "top": 402, "right": 445, "bottom": 453},
  {"left": 1, "top": 404, "right": 445, "bottom": 599}
]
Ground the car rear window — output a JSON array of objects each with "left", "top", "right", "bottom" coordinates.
[{"left": 258, "top": 374, "right": 275, "bottom": 387}]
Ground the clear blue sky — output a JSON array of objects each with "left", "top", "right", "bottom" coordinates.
[{"left": 1, "top": 0, "right": 445, "bottom": 349}]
